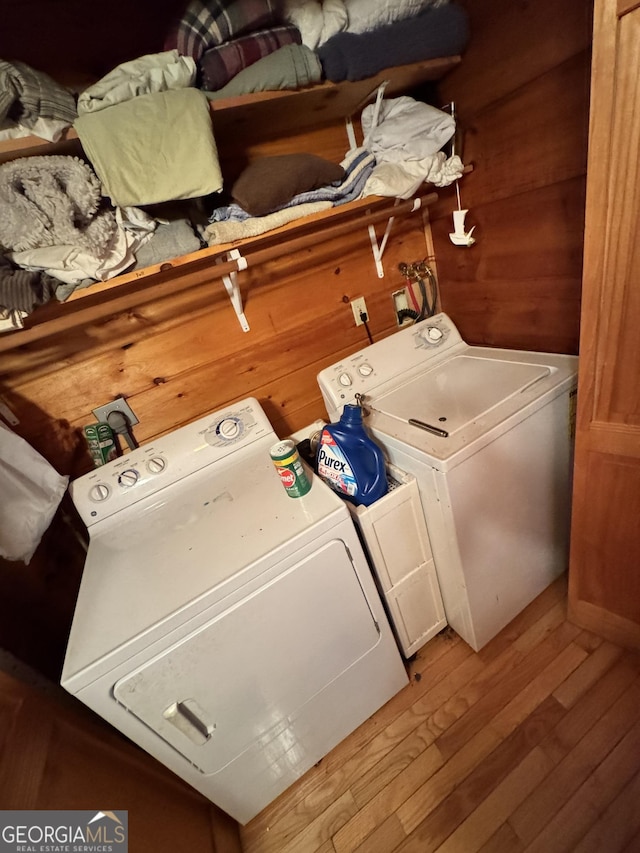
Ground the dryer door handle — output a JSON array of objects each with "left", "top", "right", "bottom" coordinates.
[{"left": 163, "top": 699, "right": 216, "bottom": 744}]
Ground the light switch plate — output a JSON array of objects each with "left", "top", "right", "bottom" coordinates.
[{"left": 92, "top": 397, "right": 139, "bottom": 426}]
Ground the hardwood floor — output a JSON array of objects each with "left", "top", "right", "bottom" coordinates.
[{"left": 240, "top": 577, "right": 640, "bottom": 853}]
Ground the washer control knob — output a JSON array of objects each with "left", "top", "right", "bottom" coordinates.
[
  {"left": 338, "top": 372, "right": 353, "bottom": 387},
  {"left": 146, "top": 456, "right": 166, "bottom": 474},
  {"left": 425, "top": 325, "right": 444, "bottom": 343},
  {"left": 218, "top": 418, "right": 241, "bottom": 440},
  {"left": 89, "top": 483, "right": 110, "bottom": 502},
  {"left": 358, "top": 363, "right": 374, "bottom": 377},
  {"left": 118, "top": 469, "right": 139, "bottom": 488}
]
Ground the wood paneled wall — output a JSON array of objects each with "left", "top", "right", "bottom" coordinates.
[
  {"left": 430, "top": 0, "right": 593, "bottom": 354},
  {"left": 0, "top": 2, "right": 594, "bottom": 677},
  {"left": 0, "top": 164, "right": 428, "bottom": 478}
]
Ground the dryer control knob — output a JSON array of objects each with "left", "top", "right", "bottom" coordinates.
[
  {"left": 118, "top": 469, "right": 139, "bottom": 488},
  {"left": 425, "top": 326, "right": 444, "bottom": 343},
  {"left": 146, "top": 456, "right": 166, "bottom": 474},
  {"left": 358, "top": 363, "right": 374, "bottom": 377},
  {"left": 218, "top": 418, "right": 241, "bottom": 440},
  {"left": 338, "top": 372, "right": 353, "bottom": 387},
  {"left": 89, "top": 483, "right": 110, "bottom": 502}
]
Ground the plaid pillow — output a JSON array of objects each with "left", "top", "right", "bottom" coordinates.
[
  {"left": 167, "top": 0, "right": 280, "bottom": 61},
  {"left": 198, "top": 25, "right": 301, "bottom": 92}
]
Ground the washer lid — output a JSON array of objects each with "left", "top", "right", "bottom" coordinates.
[
  {"left": 378, "top": 355, "right": 550, "bottom": 433},
  {"left": 62, "top": 439, "right": 346, "bottom": 684},
  {"left": 366, "top": 351, "right": 577, "bottom": 467}
]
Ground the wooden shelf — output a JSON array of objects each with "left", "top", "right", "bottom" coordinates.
[
  {"left": 0, "top": 56, "right": 461, "bottom": 350},
  {"left": 0, "top": 55, "right": 460, "bottom": 163},
  {"left": 0, "top": 190, "right": 439, "bottom": 352},
  {"left": 208, "top": 56, "right": 461, "bottom": 140}
]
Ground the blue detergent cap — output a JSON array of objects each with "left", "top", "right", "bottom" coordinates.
[{"left": 341, "top": 404, "right": 363, "bottom": 425}]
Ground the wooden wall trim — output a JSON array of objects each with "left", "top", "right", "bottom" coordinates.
[
  {"left": 618, "top": 0, "right": 640, "bottom": 15},
  {"left": 568, "top": 597, "right": 640, "bottom": 650}
]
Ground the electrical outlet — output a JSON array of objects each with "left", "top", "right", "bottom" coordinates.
[
  {"left": 92, "top": 397, "right": 139, "bottom": 426},
  {"left": 351, "top": 297, "right": 368, "bottom": 326}
]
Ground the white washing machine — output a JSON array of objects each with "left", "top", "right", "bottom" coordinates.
[
  {"left": 61, "top": 398, "right": 407, "bottom": 824},
  {"left": 318, "top": 314, "right": 578, "bottom": 652}
]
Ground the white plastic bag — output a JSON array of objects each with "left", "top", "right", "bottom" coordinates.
[{"left": 0, "top": 421, "right": 69, "bottom": 564}]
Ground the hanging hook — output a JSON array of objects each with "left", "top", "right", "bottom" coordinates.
[{"left": 447, "top": 102, "right": 475, "bottom": 248}]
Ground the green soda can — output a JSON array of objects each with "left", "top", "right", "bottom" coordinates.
[
  {"left": 84, "top": 422, "right": 118, "bottom": 467},
  {"left": 270, "top": 439, "right": 311, "bottom": 498}
]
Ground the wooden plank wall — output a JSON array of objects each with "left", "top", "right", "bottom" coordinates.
[
  {"left": 0, "top": 1, "right": 594, "bottom": 677},
  {"left": 429, "top": 0, "right": 593, "bottom": 354},
  {"left": 0, "top": 151, "right": 428, "bottom": 477}
]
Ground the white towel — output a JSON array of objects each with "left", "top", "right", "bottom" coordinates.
[
  {"left": 204, "top": 201, "right": 332, "bottom": 245},
  {"left": 0, "top": 422, "right": 68, "bottom": 564}
]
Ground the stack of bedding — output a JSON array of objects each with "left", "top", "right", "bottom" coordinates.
[
  {"left": 164, "top": 0, "right": 469, "bottom": 96},
  {"left": 164, "top": 0, "right": 320, "bottom": 93},
  {"left": 0, "top": 0, "right": 470, "bottom": 322}
]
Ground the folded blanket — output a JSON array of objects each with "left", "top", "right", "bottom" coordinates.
[
  {"left": 199, "top": 25, "right": 301, "bottom": 91},
  {"left": 282, "top": 0, "right": 347, "bottom": 48},
  {"left": 0, "top": 155, "right": 116, "bottom": 254},
  {"left": 77, "top": 50, "right": 197, "bottom": 115},
  {"left": 166, "top": 0, "right": 280, "bottom": 62},
  {"left": 206, "top": 43, "right": 321, "bottom": 100},
  {"left": 75, "top": 88, "right": 223, "bottom": 208},
  {"left": 133, "top": 218, "right": 202, "bottom": 269},
  {"left": 0, "top": 60, "right": 77, "bottom": 129},
  {"left": 0, "top": 255, "right": 57, "bottom": 313},
  {"left": 317, "top": 3, "right": 470, "bottom": 83},
  {"left": 204, "top": 200, "right": 332, "bottom": 244},
  {"left": 344, "top": 0, "right": 449, "bottom": 34}
]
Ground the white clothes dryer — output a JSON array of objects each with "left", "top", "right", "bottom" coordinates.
[
  {"left": 61, "top": 398, "right": 407, "bottom": 824},
  {"left": 318, "top": 314, "right": 578, "bottom": 652}
]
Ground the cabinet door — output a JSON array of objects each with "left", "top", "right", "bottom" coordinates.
[{"left": 568, "top": 0, "right": 640, "bottom": 646}]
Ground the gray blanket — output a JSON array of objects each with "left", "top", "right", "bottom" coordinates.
[{"left": 0, "top": 155, "right": 116, "bottom": 254}]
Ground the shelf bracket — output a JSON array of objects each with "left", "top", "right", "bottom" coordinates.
[
  {"left": 346, "top": 79, "right": 389, "bottom": 151},
  {"left": 345, "top": 115, "right": 358, "bottom": 151},
  {"left": 368, "top": 198, "right": 421, "bottom": 278},
  {"left": 217, "top": 250, "right": 250, "bottom": 332}
]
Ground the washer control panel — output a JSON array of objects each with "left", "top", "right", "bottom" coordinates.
[
  {"left": 71, "top": 398, "right": 273, "bottom": 526},
  {"left": 318, "top": 313, "right": 462, "bottom": 418}
]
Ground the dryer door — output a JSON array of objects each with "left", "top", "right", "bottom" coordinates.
[{"left": 113, "top": 538, "right": 381, "bottom": 775}]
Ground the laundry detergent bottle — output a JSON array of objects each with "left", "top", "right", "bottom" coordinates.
[{"left": 316, "top": 405, "right": 388, "bottom": 506}]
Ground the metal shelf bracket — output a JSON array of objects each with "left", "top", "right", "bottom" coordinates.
[
  {"left": 368, "top": 198, "right": 421, "bottom": 278},
  {"left": 217, "top": 249, "right": 250, "bottom": 332}
]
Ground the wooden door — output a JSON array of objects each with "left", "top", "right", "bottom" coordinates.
[
  {"left": 568, "top": 0, "right": 640, "bottom": 647},
  {"left": 0, "top": 671, "right": 242, "bottom": 853}
]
